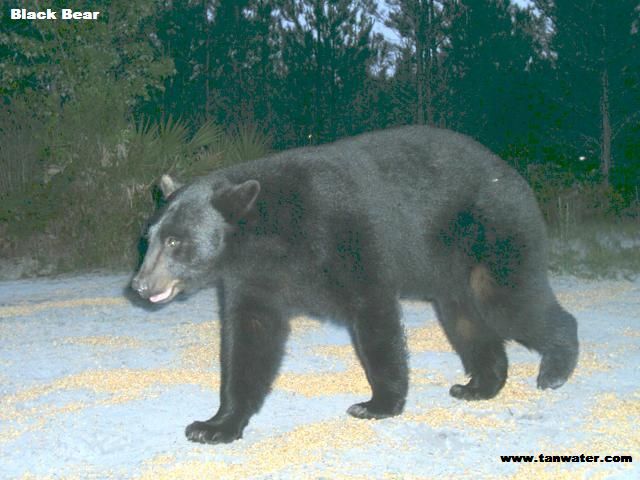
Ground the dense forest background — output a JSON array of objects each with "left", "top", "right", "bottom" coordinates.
[{"left": 0, "top": 0, "right": 639, "bottom": 276}]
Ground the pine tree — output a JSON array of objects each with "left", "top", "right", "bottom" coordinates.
[
  {"left": 443, "top": 0, "right": 538, "bottom": 152},
  {"left": 206, "top": 1, "right": 281, "bottom": 130},
  {"left": 277, "top": 0, "right": 377, "bottom": 145},
  {"left": 150, "top": 0, "right": 210, "bottom": 121},
  {"left": 385, "top": 0, "right": 450, "bottom": 126},
  {"left": 536, "top": 0, "right": 640, "bottom": 187}
]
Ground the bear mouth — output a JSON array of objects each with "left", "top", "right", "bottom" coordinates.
[{"left": 149, "top": 281, "right": 181, "bottom": 304}]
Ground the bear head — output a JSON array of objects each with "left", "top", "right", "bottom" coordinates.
[{"left": 131, "top": 174, "right": 260, "bottom": 304}]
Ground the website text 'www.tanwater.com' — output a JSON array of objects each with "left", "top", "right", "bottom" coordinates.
[{"left": 500, "top": 454, "right": 632, "bottom": 463}]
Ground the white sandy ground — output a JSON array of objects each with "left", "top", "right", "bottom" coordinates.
[{"left": 0, "top": 273, "right": 638, "bottom": 479}]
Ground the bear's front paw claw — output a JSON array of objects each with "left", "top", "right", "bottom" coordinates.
[
  {"left": 347, "top": 403, "right": 372, "bottom": 419},
  {"left": 185, "top": 420, "right": 242, "bottom": 445},
  {"left": 347, "top": 400, "right": 403, "bottom": 420},
  {"left": 449, "top": 380, "right": 501, "bottom": 400}
]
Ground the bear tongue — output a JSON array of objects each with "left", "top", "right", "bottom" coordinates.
[{"left": 150, "top": 287, "right": 173, "bottom": 303}]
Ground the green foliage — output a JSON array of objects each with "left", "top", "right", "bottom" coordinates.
[
  {"left": 534, "top": 0, "right": 640, "bottom": 188},
  {"left": 385, "top": 0, "right": 460, "bottom": 126},
  {"left": 549, "top": 219, "right": 640, "bottom": 279},
  {"left": 276, "top": 0, "right": 378, "bottom": 144},
  {"left": 49, "top": 117, "right": 260, "bottom": 271},
  {"left": 0, "top": 103, "right": 44, "bottom": 207},
  {"left": 222, "top": 126, "right": 272, "bottom": 166},
  {"left": 528, "top": 161, "right": 638, "bottom": 228},
  {"left": 0, "top": 104, "right": 269, "bottom": 272},
  {"left": 0, "top": 0, "right": 173, "bottom": 111},
  {"left": 443, "top": 0, "right": 542, "bottom": 149},
  {"left": 0, "top": 0, "right": 175, "bottom": 270},
  {"left": 124, "top": 117, "right": 224, "bottom": 179}
]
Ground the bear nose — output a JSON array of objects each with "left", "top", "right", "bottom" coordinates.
[{"left": 131, "top": 276, "right": 148, "bottom": 296}]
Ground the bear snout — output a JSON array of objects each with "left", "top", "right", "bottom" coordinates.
[{"left": 131, "top": 275, "right": 149, "bottom": 298}]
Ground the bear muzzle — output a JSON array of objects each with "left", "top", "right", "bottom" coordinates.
[{"left": 132, "top": 276, "right": 182, "bottom": 304}]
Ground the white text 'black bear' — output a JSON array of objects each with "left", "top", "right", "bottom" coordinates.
[{"left": 131, "top": 125, "right": 579, "bottom": 445}]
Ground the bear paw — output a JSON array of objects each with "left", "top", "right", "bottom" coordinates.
[
  {"left": 449, "top": 376, "right": 503, "bottom": 400},
  {"left": 185, "top": 420, "right": 243, "bottom": 444},
  {"left": 537, "top": 352, "right": 575, "bottom": 390},
  {"left": 347, "top": 400, "right": 404, "bottom": 420}
]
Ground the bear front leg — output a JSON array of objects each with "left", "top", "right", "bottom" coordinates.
[
  {"left": 185, "top": 291, "right": 289, "bottom": 445},
  {"left": 347, "top": 296, "right": 409, "bottom": 419}
]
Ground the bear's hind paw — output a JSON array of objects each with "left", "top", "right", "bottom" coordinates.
[{"left": 536, "top": 352, "right": 576, "bottom": 390}]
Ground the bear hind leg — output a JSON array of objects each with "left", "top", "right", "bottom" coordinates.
[
  {"left": 475, "top": 274, "right": 579, "bottom": 391},
  {"left": 434, "top": 297, "right": 508, "bottom": 400}
]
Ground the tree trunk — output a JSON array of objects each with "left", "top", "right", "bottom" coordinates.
[
  {"left": 600, "top": 68, "right": 612, "bottom": 185},
  {"left": 204, "top": 0, "right": 211, "bottom": 119},
  {"left": 425, "top": 0, "right": 435, "bottom": 125},
  {"left": 415, "top": 16, "right": 426, "bottom": 125}
]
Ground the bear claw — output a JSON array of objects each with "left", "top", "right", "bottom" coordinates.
[
  {"left": 449, "top": 383, "right": 491, "bottom": 400},
  {"left": 537, "top": 349, "right": 577, "bottom": 390},
  {"left": 536, "top": 363, "right": 570, "bottom": 390},
  {"left": 449, "top": 378, "right": 503, "bottom": 400},
  {"left": 347, "top": 400, "right": 403, "bottom": 419},
  {"left": 185, "top": 421, "right": 242, "bottom": 444}
]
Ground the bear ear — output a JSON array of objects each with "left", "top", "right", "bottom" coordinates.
[
  {"left": 213, "top": 180, "right": 261, "bottom": 223},
  {"left": 159, "top": 174, "right": 182, "bottom": 199}
]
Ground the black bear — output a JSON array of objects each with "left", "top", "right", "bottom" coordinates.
[{"left": 131, "top": 126, "right": 578, "bottom": 445}]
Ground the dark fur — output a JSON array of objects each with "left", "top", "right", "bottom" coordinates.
[{"left": 131, "top": 126, "right": 579, "bottom": 444}]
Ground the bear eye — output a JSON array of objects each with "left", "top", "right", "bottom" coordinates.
[{"left": 165, "top": 237, "right": 180, "bottom": 248}]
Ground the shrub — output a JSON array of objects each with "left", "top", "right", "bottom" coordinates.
[{"left": 0, "top": 111, "right": 271, "bottom": 274}]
